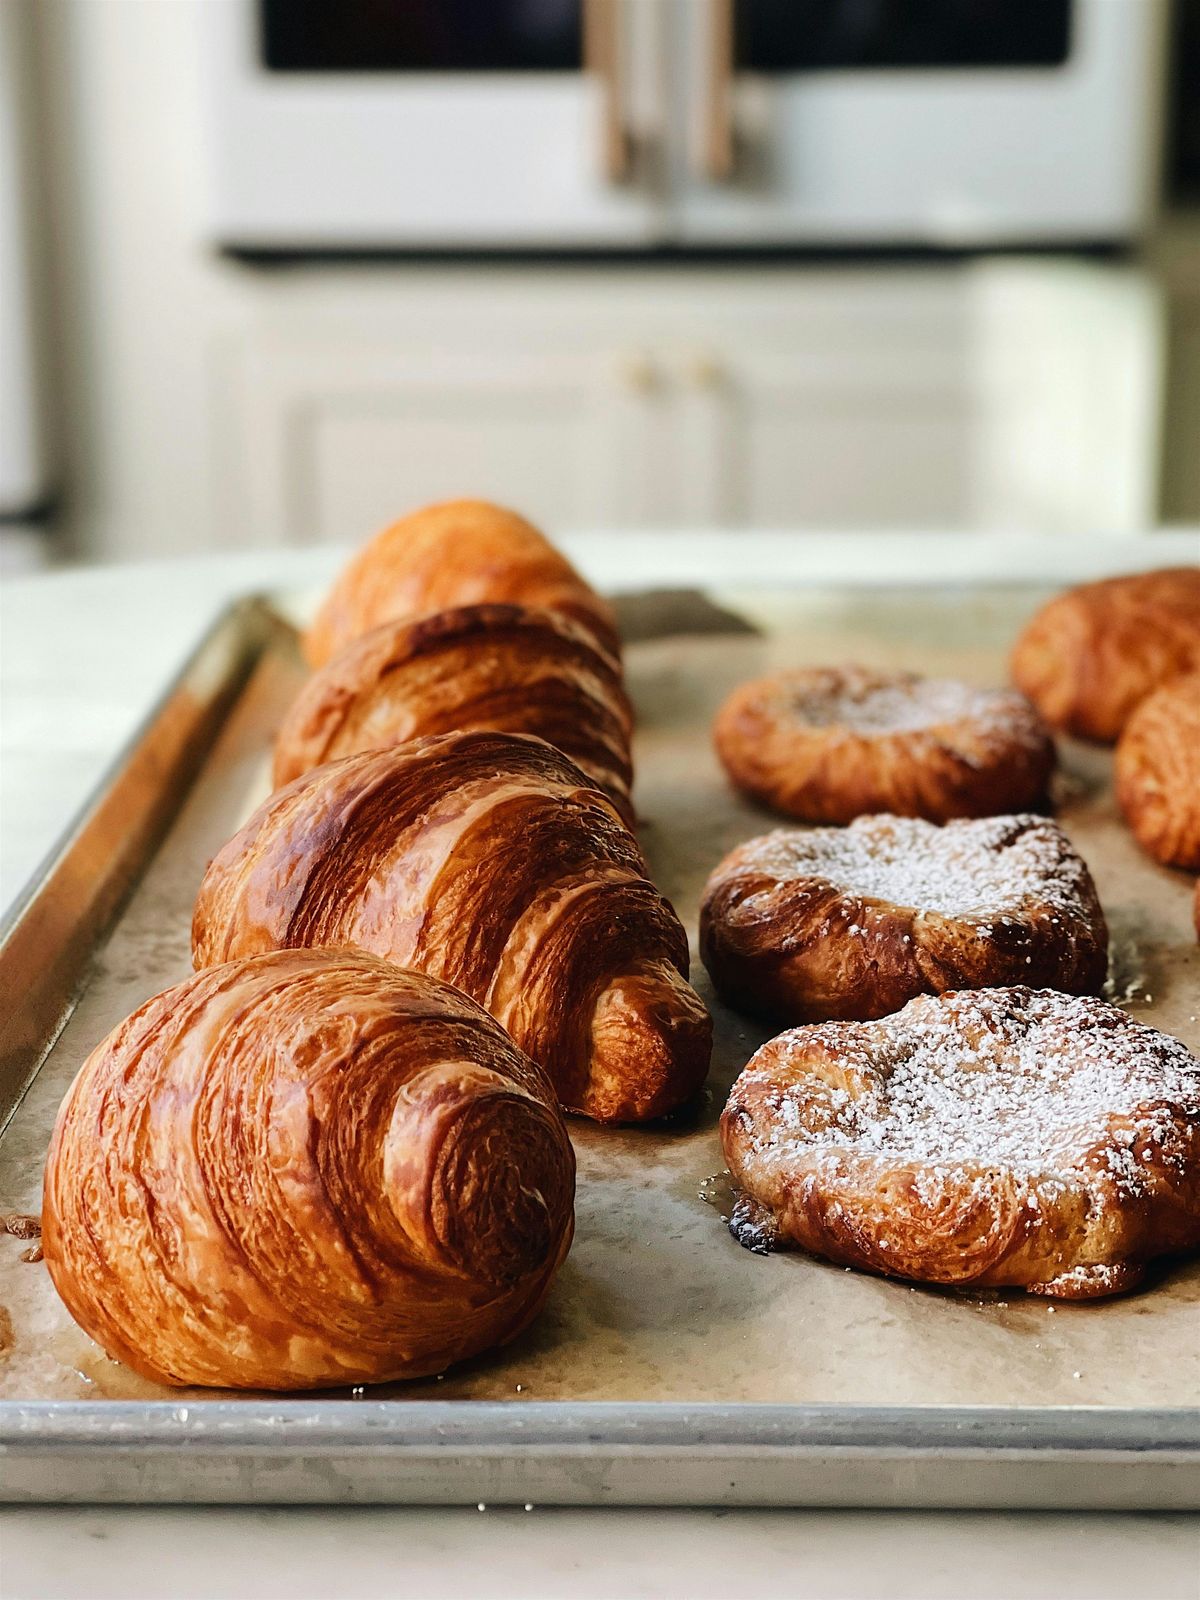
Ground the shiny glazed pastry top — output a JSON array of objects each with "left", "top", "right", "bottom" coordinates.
[
  {"left": 193, "top": 730, "right": 711, "bottom": 1123},
  {"left": 700, "top": 813, "right": 1108, "bottom": 1025},
  {"left": 275, "top": 602, "right": 635, "bottom": 825},
  {"left": 713, "top": 665, "right": 1055, "bottom": 824},
  {"left": 720, "top": 986, "right": 1200, "bottom": 1299},
  {"left": 1010, "top": 566, "right": 1200, "bottom": 743},
  {"left": 303, "top": 498, "right": 619, "bottom": 667},
  {"left": 1114, "top": 671, "right": 1200, "bottom": 871},
  {"left": 43, "top": 949, "right": 576, "bottom": 1390}
]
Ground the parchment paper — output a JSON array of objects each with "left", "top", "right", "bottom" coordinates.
[{"left": 2, "top": 585, "right": 1197, "bottom": 1408}]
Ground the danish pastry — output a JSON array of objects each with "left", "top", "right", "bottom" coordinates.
[
  {"left": 275, "top": 603, "right": 635, "bottom": 824},
  {"left": 721, "top": 987, "right": 1200, "bottom": 1298},
  {"left": 700, "top": 814, "right": 1107, "bottom": 1025},
  {"left": 1011, "top": 566, "right": 1200, "bottom": 743},
  {"left": 1115, "top": 672, "right": 1200, "bottom": 871},
  {"left": 43, "top": 950, "right": 575, "bottom": 1389},
  {"left": 193, "top": 730, "right": 711, "bottom": 1123},
  {"left": 713, "top": 666, "right": 1054, "bottom": 824},
  {"left": 304, "top": 499, "right": 619, "bottom": 667}
]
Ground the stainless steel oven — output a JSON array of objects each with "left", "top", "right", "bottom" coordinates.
[{"left": 203, "top": 0, "right": 1166, "bottom": 251}]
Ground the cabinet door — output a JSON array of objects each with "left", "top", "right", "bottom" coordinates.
[
  {"left": 204, "top": 1, "right": 668, "bottom": 249},
  {"left": 668, "top": 276, "right": 974, "bottom": 527},
  {"left": 674, "top": 0, "right": 1155, "bottom": 247},
  {"left": 229, "top": 322, "right": 668, "bottom": 544}
]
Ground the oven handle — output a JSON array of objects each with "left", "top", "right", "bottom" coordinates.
[
  {"left": 583, "top": 0, "right": 633, "bottom": 184},
  {"left": 698, "top": 0, "right": 736, "bottom": 182}
]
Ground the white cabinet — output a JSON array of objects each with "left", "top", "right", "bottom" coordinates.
[
  {"left": 225, "top": 268, "right": 992, "bottom": 545},
  {"left": 216, "top": 263, "right": 1163, "bottom": 551}
]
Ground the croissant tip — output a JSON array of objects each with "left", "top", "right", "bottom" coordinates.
[{"left": 581, "top": 967, "right": 713, "bottom": 1123}]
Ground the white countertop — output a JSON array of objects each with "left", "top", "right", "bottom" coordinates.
[{"left": 2, "top": 532, "right": 1198, "bottom": 1598}]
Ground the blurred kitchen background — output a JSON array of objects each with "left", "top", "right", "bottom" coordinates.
[{"left": 1, "top": 0, "right": 1199, "bottom": 572}]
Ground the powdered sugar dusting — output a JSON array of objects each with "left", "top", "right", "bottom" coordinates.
[
  {"left": 779, "top": 668, "right": 1038, "bottom": 740},
  {"left": 741, "top": 988, "right": 1200, "bottom": 1198},
  {"left": 742, "top": 814, "right": 1096, "bottom": 920}
]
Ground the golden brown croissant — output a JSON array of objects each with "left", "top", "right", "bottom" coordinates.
[
  {"left": 713, "top": 666, "right": 1055, "bottom": 825},
  {"left": 304, "top": 499, "right": 619, "bottom": 667},
  {"left": 700, "top": 814, "right": 1108, "bottom": 1025},
  {"left": 43, "top": 949, "right": 575, "bottom": 1390},
  {"left": 1010, "top": 567, "right": 1200, "bottom": 743},
  {"left": 1114, "top": 672, "right": 1200, "bottom": 871},
  {"left": 275, "top": 603, "right": 635, "bottom": 825},
  {"left": 193, "top": 731, "right": 711, "bottom": 1123},
  {"left": 721, "top": 987, "right": 1200, "bottom": 1299}
]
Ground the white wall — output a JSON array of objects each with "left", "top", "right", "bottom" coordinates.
[{"left": 34, "top": 0, "right": 250, "bottom": 558}]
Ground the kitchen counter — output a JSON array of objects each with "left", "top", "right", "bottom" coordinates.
[{"left": 2, "top": 532, "right": 1198, "bottom": 1599}]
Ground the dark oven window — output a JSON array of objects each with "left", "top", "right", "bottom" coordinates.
[
  {"left": 1169, "top": 0, "right": 1200, "bottom": 203},
  {"left": 260, "top": 0, "right": 582, "bottom": 72},
  {"left": 736, "top": 0, "right": 1073, "bottom": 72}
]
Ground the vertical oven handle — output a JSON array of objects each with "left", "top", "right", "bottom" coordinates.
[
  {"left": 698, "top": 0, "right": 736, "bottom": 182},
  {"left": 584, "top": 0, "right": 634, "bottom": 184}
]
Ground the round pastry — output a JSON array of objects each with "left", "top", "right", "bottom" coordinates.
[
  {"left": 700, "top": 813, "right": 1107, "bottom": 1025},
  {"left": 712, "top": 666, "right": 1055, "bottom": 824},
  {"left": 1115, "top": 672, "right": 1200, "bottom": 871},
  {"left": 43, "top": 949, "right": 575, "bottom": 1389},
  {"left": 1010, "top": 566, "right": 1200, "bottom": 743},
  {"left": 275, "top": 603, "right": 635, "bottom": 824},
  {"left": 720, "top": 987, "right": 1200, "bottom": 1299},
  {"left": 304, "top": 499, "right": 619, "bottom": 667}
]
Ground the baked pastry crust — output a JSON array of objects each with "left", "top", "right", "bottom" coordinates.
[
  {"left": 1011, "top": 567, "right": 1200, "bottom": 743},
  {"left": 713, "top": 666, "right": 1054, "bottom": 824},
  {"left": 43, "top": 950, "right": 575, "bottom": 1390},
  {"left": 721, "top": 987, "right": 1200, "bottom": 1299},
  {"left": 275, "top": 603, "right": 635, "bottom": 825},
  {"left": 304, "top": 499, "right": 619, "bottom": 666},
  {"left": 1115, "top": 672, "right": 1200, "bottom": 871},
  {"left": 700, "top": 814, "right": 1107, "bottom": 1025},
  {"left": 193, "top": 730, "right": 711, "bottom": 1123}
]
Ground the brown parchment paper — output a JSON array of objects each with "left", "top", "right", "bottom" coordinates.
[{"left": 2, "top": 584, "right": 1198, "bottom": 1408}]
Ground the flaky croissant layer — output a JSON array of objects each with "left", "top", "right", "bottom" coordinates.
[
  {"left": 274, "top": 602, "right": 636, "bottom": 825},
  {"left": 193, "top": 730, "right": 712, "bottom": 1123},
  {"left": 304, "top": 498, "right": 620, "bottom": 667},
  {"left": 43, "top": 950, "right": 575, "bottom": 1390}
]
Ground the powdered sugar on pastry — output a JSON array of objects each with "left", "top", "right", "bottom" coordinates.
[
  {"left": 712, "top": 665, "right": 1056, "bottom": 826},
  {"left": 721, "top": 987, "right": 1200, "bottom": 1298},
  {"left": 743, "top": 814, "right": 1095, "bottom": 919},
  {"left": 779, "top": 671, "right": 1037, "bottom": 740},
  {"left": 700, "top": 816, "right": 1108, "bottom": 1025}
]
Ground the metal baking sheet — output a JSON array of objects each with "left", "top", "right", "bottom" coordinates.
[{"left": 1, "top": 584, "right": 1198, "bottom": 1508}]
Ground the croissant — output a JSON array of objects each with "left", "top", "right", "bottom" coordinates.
[
  {"left": 1114, "top": 672, "right": 1200, "bottom": 871},
  {"left": 274, "top": 603, "right": 635, "bottom": 825},
  {"left": 42, "top": 949, "right": 575, "bottom": 1390},
  {"left": 304, "top": 499, "right": 619, "bottom": 667},
  {"left": 1010, "top": 567, "right": 1200, "bottom": 743},
  {"left": 193, "top": 731, "right": 712, "bottom": 1123}
]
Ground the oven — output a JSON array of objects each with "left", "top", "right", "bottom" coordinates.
[{"left": 202, "top": 0, "right": 1166, "bottom": 251}]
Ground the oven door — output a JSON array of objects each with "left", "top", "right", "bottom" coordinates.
[
  {"left": 203, "top": 0, "right": 666, "bottom": 250},
  {"left": 674, "top": 0, "right": 1164, "bottom": 246}
]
